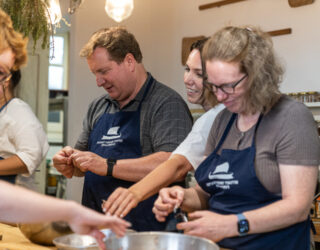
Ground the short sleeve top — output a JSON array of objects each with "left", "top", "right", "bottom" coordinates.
[
  {"left": 75, "top": 73, "right": 193, "bottom": 155},
  {"left": 205, "top": 95, "right": 320, "bottom": 194},
  {"left": 172, "top": 104, "right": 225, "bottom": 168}
]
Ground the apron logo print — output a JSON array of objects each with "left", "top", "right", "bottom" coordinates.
[
  {"left": 97, "top": 126, "right": 123, "bottom": 147},
  {"left": 101, "top": 126, "right": 121, "bottom": 140},
  {"left": 206, "top": 162, "right": 238, "bottom": 189},
  {"left": 208, "top": 162, "right": 233, "bottom": 180}
]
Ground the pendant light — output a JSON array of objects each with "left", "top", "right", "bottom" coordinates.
[
  {"left": 47, "top": 0, "right": 62, "bottom": 24},
  {"left": 105, "top": 0, "right": 134, "bottom": 23}
]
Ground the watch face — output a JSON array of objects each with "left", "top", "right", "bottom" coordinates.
[{"left": 238, "top": 219, "right": 249, "bottom": 234}]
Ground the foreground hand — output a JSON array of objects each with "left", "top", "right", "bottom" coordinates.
[
  {"left": 177, "top": 210, "right": 236, "bottom": 243},
  {"left": 152, "top": 186, "right": 185, "bottom": 222},
  {"left": 102, "top": 187, "right": 140, "bottom": 218},
  {"left": 71, "top": 151, "right": 107, "bottom": 176},
  {"left": 69, "top": 203, "right": 131, "bottom": 250},
  {"left": 52, "top": 146, "right": 75, "bottom": 178}
]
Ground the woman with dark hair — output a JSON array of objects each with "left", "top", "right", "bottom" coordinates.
[
  {"left": 102, "top": 38, "right": 225, "bottom": 218},
  {"left": 153, "top": 26, "right": 320, "bottom": 249}
]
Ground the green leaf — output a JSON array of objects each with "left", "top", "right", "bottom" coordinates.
[{"left": 0, "top": 0, "right": 52, "bottom": 52}]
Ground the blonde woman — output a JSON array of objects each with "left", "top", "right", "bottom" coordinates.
[
  {"left": 153, "top": 26, "right": 320, "bottom": 249},
  {"left": 0, "top": 8, "right": 48, "bottom": 189}
]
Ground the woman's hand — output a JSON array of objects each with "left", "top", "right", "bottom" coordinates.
[
  {"left": 68, "top": 202, "right": 131, "bottom": 250},
  {"left": 102, "top": 187, "right": 140, "bottom": 218},
  {"left": 177, "top": 210, "right": 237, "bottom": 243},
  {"left": 152, "top": 186, "right": 185, "bottom": 222}
]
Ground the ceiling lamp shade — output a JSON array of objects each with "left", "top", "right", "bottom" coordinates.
[
  {"left": 47, "top": 0, "right": 62, "bottom": 24},
  {"left": 105, "top": 0, "right": 134, "bottom": 23}
]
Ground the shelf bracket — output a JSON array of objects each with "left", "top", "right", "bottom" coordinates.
[
  {"left": 199, "top": 0, "right": 247, "bottom": 11},
  {"left": 267, "top": 28, "right": 292, "bottom": 37}
]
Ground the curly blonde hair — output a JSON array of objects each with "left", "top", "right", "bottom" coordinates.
[
  {"left": 0, "top": 8, "right": 28, "bottom": 70},
  {"left": 203, "top": 26, "right": 284, "bottom": 114}
]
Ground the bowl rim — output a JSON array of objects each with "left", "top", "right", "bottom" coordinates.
[
  {"left": 52, "top": 233, "right": 98, "bottom": 248},
  {"left": 105, "top": 231, "right": 218, "bottom": 246}
]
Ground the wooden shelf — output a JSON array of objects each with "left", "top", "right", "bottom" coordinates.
[
  {"left": 305, "top": 102, "right": 320, "bottom": 108},
  {"left": 199, "top": 0, "right": 247, "bottom": 10},
  {"left": 312, "top": 218, "right": 320, "bottom": 242},
  {"left": 267, "top": 28, "right": 292, "bottom": 37}
]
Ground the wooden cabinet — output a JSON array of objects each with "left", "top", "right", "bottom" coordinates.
[
  {"left": 305, "top": 102, "right": 320, "bottom": 136},
  {"left": 306, "top": 102, "right": 320, "bottom": 118}
]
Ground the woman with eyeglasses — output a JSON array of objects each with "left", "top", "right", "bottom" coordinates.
[
  {"left": 153, "top": 26, "right": 320, "bottom": 249},
  {"left": 0, "top": 9, "right": 48, "bottom": 188},
  {"left": 101, "top": 38, "right": 225, "bottom": 218}
]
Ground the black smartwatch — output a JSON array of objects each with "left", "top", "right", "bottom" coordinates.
[
  {"left": 106, "top": 158, "right": 117, "bottom": 176},
  {"left": 237, "top": 213, "right": 249, "bottom": 236}
]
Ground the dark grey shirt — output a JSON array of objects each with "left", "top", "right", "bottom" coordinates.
[
  {"left": 205, "top": 95, "right": 320, "bottom": 194},
  {"left": 75, "top": 73, "right": 193, "bottom": 156}
]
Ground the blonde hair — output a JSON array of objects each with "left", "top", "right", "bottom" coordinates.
[
  {"left": 80, "top": 26, "right": 142, "bottom": 64},
  {"left": 0, "top": 8, "right": 28, "bottom": 70},
  {"left": 202, "top": 84, "right": 218, "bottom": 109},
  {"left": 203, "top": 26, "right": 284, "bottom": 114}
]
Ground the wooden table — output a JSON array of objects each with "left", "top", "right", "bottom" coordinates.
[{"left": 0, "top": 223, "right": 56, "bottom": 250}]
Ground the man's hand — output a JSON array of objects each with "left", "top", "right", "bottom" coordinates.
[
  {"left": 71, "top": 151, "right": 107, "bottom": 176},
  {"left": 52, "top": 146, "right": 76, "bottom": 178},
  {"left": 102, "top": 187, "right": 140, "bottom": 218}
]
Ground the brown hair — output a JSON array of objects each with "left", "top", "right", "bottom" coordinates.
[
  {"left": 189, "top": 38, "right": 218, "bottom": 109},
  {"left": 0, "top": 8, "right": 28, "bottom": 70},
  {"left": 203, "top": 26, "right": 284, "bottom": 114},
  {"left": 80, "top": 26, "right": 143, "bottom": 64}
]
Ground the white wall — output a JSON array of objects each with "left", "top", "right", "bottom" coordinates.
[{"left": 66, "top": 0, "right": 320, "bottom": 202}]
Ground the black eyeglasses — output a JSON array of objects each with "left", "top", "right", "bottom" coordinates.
[
  {"left": 0, "top": 73, "right": 12, "bottom": 84},
  {"left": 205, "top": 74, "right": 248, "bottom": 94}
]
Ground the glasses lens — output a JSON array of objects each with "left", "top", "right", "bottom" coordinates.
[
  {"left": 0, "top": 64, "right": 11, "bottom": 84},
  {"left": 221, "top": 86, "right": 234, "bottom": 94},
  {"left": 0, "top": 75, "right": 7, "bottom": 83},
  {"left": 211, "top": 85, "right": 218, "bottom": 93},
  {"left": 0, "top": 74, "right": 11, "bottom": 84}
]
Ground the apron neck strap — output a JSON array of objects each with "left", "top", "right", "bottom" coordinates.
[
  {"left": 213, "top": 113, "right": 263, "bottom": 153},
  {"left": 213, "top": 113, "right": 237, "bottom": 154},
  {"left": 138, "top": 74, "right": 153, "bottom": 109},
  {"left": 252, "top": 113, "right": 263, "bottom": 147},
  {"left": 0, "top": 98, "right": 13, "bottom": 113}
]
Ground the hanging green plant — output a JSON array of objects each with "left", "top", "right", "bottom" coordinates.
[{"left": 0, "top": 0, "right": 52, "bottom": 51}]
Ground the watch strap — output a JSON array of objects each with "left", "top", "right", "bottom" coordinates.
[
  {"left": 237, "top": 213, "right": 246, "bottom": 221},
  {"left": 237, "top": 213, "right": 249, "bottom": 236},
  {"left": 106, "top": 158, "right": 117, "bottom": 176}
]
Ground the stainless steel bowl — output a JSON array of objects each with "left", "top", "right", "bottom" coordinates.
[
  {"left": 53, "top": 229, "right": 135, "bottom": 250},
  {"left": 53, "top": 234, "right": 98, "bottom": 250},
  {"left": 105, "top": 232, "right": 219, "bottom": 250}
]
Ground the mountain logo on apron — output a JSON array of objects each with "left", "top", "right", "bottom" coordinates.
[
  {"left": 206, "top": 162, "right": 238, "bottom": 189},
  {"left": 208, "top": 162, "right": 234, "bottom": 180},
  {"left": 101, "top": 126, "right": 121, "bottom": 140},
  {"left": 97, "top": 126, "right": 123, "bottom": 147}
]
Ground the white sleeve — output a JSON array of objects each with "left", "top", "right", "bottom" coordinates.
[
  {"left": 9, "top": 100, "right": 49, "bottom": 176},
  {"left": 171, "top": 104, "right": 224, "bottom": 169}
]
